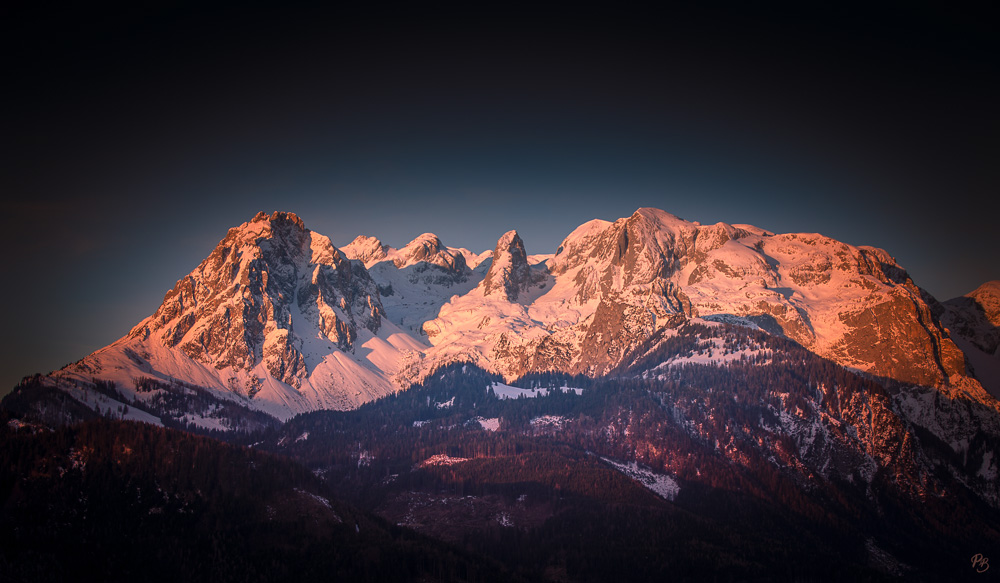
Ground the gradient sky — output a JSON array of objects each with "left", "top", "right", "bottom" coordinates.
[{"left": 2, "top": 2, "right": 997, "bottom": 395}]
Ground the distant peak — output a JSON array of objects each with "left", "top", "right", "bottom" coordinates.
[
  {"left": 389, "top": 232, "right": 468, "bottom": 273},
  {"left": 965, "top": 281, "right": 1000, "bottom": 326},
  {"left": 403, "top": 233, "right": 444, "bottom": 251},
  {"left": 341, "top": 235, "right": 389, "bottom": 266},
  {"left": 347, "top": 234, "right": 384, "bottom": 247},
  {"left": 970, "top": 280, "right": 1000, "bottom": 298}
]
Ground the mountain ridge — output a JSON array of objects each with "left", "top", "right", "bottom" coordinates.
[
  {"left": 9, "top": 208, "right": 998, "bottom": 427},
  {"left": 5, "top": 207, "right": 1000, "bottom": 580}
]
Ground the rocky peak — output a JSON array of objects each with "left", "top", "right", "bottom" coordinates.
[
  {"left": 341, "top": 235, "right": 389, "bottom": 267},
  {"left": 969, "top": 281, "right": 1000, "bottom": 326},
  {"left": 252, "top": 210, "right": 306, "bottom": 230},
  {"left": 129, "top": 211, "right": 386, "bottom": 386},
  {"left": 482, "top": 230, "right": 535, "bottom": 301},
  {"left": 550, "top": 208, "right": 696, "bottom": 277},
  {"left": 401, "top": 233, "right": 443, "bottom": 256},
  {"left": 547, "top": 209, "right": 696, "bottom": 313},
  {"left": 394, "top": 233, "right": 468, "bottom": 273},
  {"left": 218, "top": 211, "right": 314, "bottom": 263}
]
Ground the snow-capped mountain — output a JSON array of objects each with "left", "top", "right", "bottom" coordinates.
[
  {"left": 418, "top": 230, "right": 554, "bottom": 376},
  {"left": 7, "top": 208, "right": 998, "bottom": 583},
  {"left": 11, "top": 207, "right": 997, "bottom": 427},
  {"left": 37, "top": 212, "right": 426, "bottom": 423},
  {"left": 418, "top": 208, "right": 989, "bottom": 404}
]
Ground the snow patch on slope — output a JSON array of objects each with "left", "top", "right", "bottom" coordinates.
[
  {"left": 471, "top": 417, "right": 500, "bottom": 431},
  {"left": 602, "top": 457, "right": 680, "bottom": 501},
  {"left": 489, "top": 382, "right": 584, "bottom": 399}
]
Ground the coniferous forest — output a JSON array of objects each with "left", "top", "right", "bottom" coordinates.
[{"left": 3, "top": 324, "right": 998, "bottom": 582}]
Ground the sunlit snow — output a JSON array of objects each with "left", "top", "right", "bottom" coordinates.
[{"left": 418, "top": 454, "right": 469, "bottom": 467}]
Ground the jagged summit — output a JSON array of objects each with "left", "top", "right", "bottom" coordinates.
[
  {"left": 43, "top": 211, "right": 429, "bottom": 421},
  {"left": 251, "top": 210, "right": 306, "bottom": 229},
  {"left": 342, "top": 232, "right": 471, "bottom": 273},
  {"left": 342, "top": 235, "right": 389, "bottom": 266},
  {"left": 130, "top": 209, "right": 383, "bottom": 359},
  {"left": 481, "top": 230, "right": 537, "bottom": 301}
]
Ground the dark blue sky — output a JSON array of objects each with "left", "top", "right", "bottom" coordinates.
[{"left": 2, "top": 2, "right": 997, "bottom": 394}]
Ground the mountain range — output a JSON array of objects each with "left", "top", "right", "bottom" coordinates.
[
  {"left": 4, "top": 208, "right": 1000, "bottom": 581},
  {"left": 9, "top": 208, "right": 997, "bottom": 426}
]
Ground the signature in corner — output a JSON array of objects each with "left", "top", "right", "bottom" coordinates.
[{"left": 972, "top": 553, "right": 990, "bottom": 573}]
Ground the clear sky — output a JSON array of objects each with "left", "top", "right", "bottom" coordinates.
[{"left": 2, "top": 2, "right": 997, "bottom": 395}]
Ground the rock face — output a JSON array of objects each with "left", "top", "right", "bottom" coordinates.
[
  {"left": 940, "top": 281, "right": 1000, "bottom": 397},
  {"left": 40, "top": 212, "right": 429, "bottom": 421},
  {"left": 548, "top": 210, "right": 697, "bottom": 311},
  {"left": 942, "top": 281, "right": 1000, "bottom": 356},
  {"left": 130, "top": 211, "right": 385, "bottom": 381},
  {"left": 605, "top": 211, "right": 973, "bottom": 392}
]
